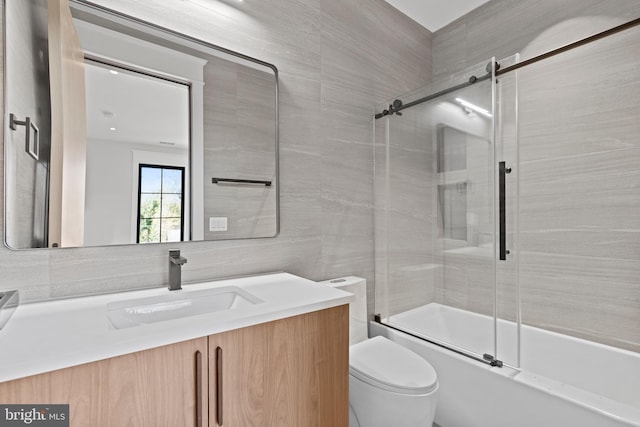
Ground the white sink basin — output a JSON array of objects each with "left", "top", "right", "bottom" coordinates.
[{"left": 107, "top": 286, "right": 263, "bottom": 329}]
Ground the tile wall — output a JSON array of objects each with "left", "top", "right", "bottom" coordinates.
[
  {"left": 0, "top": 0, "right": 431, "bottom": 305},
  {"left": 431, "top": 0, "right": 640, "bottom": 351}
]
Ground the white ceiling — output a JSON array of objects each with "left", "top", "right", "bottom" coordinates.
[
  {"left": 84, "top": 61, "right": 190, "bottom": 148},
  {"left": 385, "top": 0, "right": 491, "bottom": 32}
]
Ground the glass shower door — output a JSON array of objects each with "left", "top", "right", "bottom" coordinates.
[{"left": 375, "top": 59, "right": 505, "bottom": 364}]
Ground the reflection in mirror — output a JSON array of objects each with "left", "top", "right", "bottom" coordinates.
[
  {"left": 84, "top": 60, "right": 190, "bottom": 246},
  {"left": 436, "top": 124, "right": 491, "bottom": 249},
  {"left": 4, "top": 0, "right": 278, "bottom": 249}
]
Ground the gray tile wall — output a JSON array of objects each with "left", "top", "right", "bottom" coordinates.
[
  {"left": 374, "top": 102, "right": 437, "bottom": 317},
  {"left": 4, "top": 0, "right": 50, "bottom": 249},
  {"left": 433, "top": 0, "right": 640, "bottom": 352},
  {"left": 0, "top": 0, "right": 431, "bottom": 303},
  {"left": 374, "top": 66, "right": 497, "bottom": 320},
  {"left": 202, "top": 58, "right": 277, "bottom": 240},
  {"left": 432, "top": 0, "right": 640, "bottom": 80}
]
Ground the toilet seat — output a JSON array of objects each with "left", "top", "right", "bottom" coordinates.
[{"left": 350, "top": 336, "right": 438, "bottom": 395}]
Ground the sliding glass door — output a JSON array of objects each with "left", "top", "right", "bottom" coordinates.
[{"left": 374, "top": 59, "right": 517, "bottom": 366}]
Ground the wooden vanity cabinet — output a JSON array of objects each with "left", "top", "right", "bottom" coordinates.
[
  {"left": 0, "top": 337, "right": 208, "bottom": 426},
  {"left": 0, "top": 305, "right": 349, "bottom": 427},
  {"left": 209, "top": 305, "right": 349, "bottom": 427}
]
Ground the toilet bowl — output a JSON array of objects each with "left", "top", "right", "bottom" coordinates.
[{"left": 319, "top": 277, "right": 438, "bottom": 427}]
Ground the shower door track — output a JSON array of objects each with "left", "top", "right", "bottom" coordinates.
[
  {"left": 374, "top": 69, "right": 492, "bottom": 119},
  {"left": 496, "top": 16, "right": 640, "bottom": 76},
  {"left": 373, "top": 315, "right": 504, "bottom": 368},
  {"left": 375, "top": 16, "right": 640, "bottom": 120}
]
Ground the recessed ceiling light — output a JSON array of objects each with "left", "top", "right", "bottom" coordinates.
[
  {"left": 109, "top": 127, "right": 117, "bottom": 131},
  {"left": 109, "top": 70, "right": 119, "bottom": 75}
]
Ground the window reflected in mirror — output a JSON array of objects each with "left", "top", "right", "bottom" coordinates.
[{"left": 137, "top": 165, "right": 185, "bottom": 244}]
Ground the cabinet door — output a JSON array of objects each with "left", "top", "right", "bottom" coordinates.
[
  {"left": 209, "top": 305, "right": 349, "bottom": 427},
  {"left": 0, "top": 337, "right": 208, "bottom": 427}
]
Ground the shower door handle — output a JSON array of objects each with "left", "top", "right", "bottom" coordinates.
[{"left": 499, "top": 162, "right": 511, "bottom": 260}]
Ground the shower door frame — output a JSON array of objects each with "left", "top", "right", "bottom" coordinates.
[
  {"left": 373, "top": 58, "right": 509, "bottom": 368},
  {"left": 374, "top": 15, "right": 640, "bottom": 370}
]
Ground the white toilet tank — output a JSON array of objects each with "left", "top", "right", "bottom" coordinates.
[
  {"left": 319, "top": 276, "right": 439, "bottom": 427},
  {"left": 318, "top": 276, "right": 368, "bottom": 345}
]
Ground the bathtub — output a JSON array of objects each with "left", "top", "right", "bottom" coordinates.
[{"left": 370, "top": 303, "right": 640, "bottom": 427}]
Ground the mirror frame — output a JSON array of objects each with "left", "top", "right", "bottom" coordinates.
[{"left": 3, "top": 0, "right": 280, "bottom": 250}]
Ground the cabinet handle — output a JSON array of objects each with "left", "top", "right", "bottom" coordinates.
[
  {"left": 195, "top": 350, "right": 203, "bottom": 427},
  {"left": 216, "top": 346, "right": 223, "bottom": 426}
]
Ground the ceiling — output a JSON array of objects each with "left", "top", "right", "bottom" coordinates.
[
  {"left": 84, "top": 61, "right": 190, "bottom": 148},
  {"left": 385, "top": 0, "right": 491, "bottom": 32}
]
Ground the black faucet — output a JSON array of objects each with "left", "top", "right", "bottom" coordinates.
[{"left": 168, "top": 249, "right": 187, "bottom": 291}]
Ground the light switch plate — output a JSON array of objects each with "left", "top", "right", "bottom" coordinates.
[{"left": 209, "top": 217, "right": 228, "bottom": 231}]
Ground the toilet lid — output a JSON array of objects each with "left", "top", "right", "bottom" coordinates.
[{"left": 349, "top": 336, "right": 438, "bottom": 395}]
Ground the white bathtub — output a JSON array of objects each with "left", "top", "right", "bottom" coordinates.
[{"left": 370, "top": 303, "right": 640, "bottom": 427}]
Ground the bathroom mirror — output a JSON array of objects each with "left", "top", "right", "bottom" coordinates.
[{"left": 3, "top": 0, "right": 279, "bottom": 249}]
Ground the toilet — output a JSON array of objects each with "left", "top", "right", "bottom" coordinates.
[{"left": 319, "top": 277, "right": 438, "bottom": 427}]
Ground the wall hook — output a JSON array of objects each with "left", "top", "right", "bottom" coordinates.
[{"left": 9, "top": 113, "right": 39, "bottom": 160}]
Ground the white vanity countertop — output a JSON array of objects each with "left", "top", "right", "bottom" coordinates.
[{"left": 0, "top": 272, "right": 353, "bottom": 383}]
